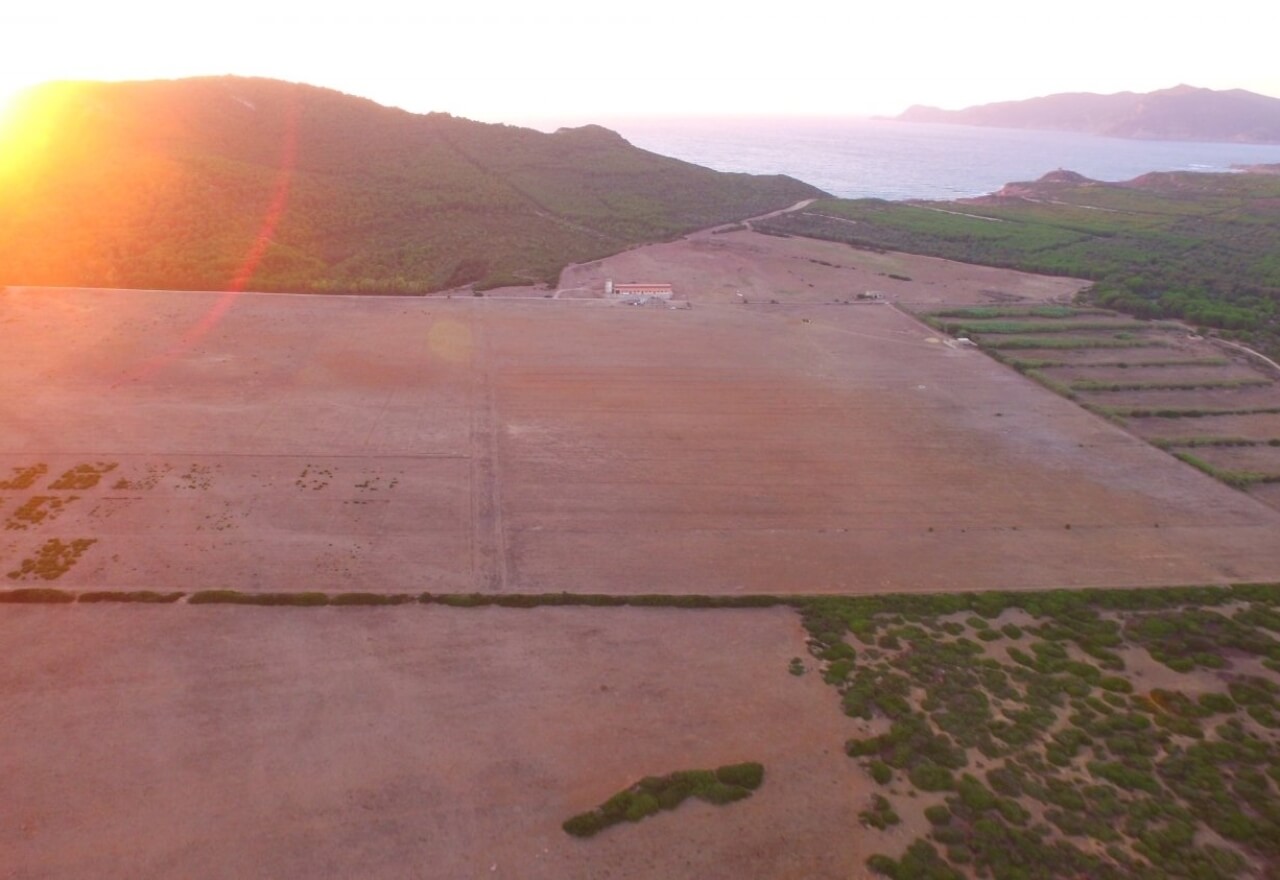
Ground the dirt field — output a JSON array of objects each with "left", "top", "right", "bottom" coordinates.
[
  {"left": 1126, "top": 413, "right": 1280, "bottom": 443},
  {"left": 9, "top": 229, "right": 1280, "bottom": 880},
  {"left": 7, "top": 232, "right": 1280, "bottom": 594},
  {"left": 559, "top": 228, "right": 1088, "bottom": 306},
  {"left": 0, "top": 605, "right": 874, "bottom": 880}
]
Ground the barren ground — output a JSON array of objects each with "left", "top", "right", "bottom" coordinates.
[
  {"left": 6, "top": 230, "right": 1280, "bottom": 593},
  {"left": 0, "top": 605, "right": 871, "bottom": 880},
  {"left": 7, "top": 229, "right": 1280, "bottom": 879}
]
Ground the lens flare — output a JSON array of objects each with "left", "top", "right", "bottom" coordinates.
[{"left": 127, "top": 92, "right": 301, "bottom": 382}]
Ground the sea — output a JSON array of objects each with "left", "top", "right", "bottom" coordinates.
[{"left": 581, "top": 117, "right": 1280, "bottom": 201}]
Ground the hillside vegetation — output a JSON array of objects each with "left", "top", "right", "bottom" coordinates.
[
  {"left": 0, "top": 77, "right": 822, "bottom": 293},
  {"left": 756, "top": 170, "right": 1280, "bottom": 358}
]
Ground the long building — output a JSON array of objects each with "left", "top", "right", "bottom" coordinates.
[{"left": 605, "top": 280, "right": 673, "bottom": 300}]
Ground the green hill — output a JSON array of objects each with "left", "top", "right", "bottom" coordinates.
[
  {"left": 755, "top": 170, "right": 1280, "bottom": 358},
  {"left": 0, "top": 77, "right": 824, "bottom": 293}
]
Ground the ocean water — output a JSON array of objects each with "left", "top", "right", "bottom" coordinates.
[{"left": 600, "top": 117, "right": 1280, "bottom": 200}]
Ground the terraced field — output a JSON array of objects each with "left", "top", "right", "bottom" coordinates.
[{"left": 916, "top": 305, "right": 1280, "bottom": 505}]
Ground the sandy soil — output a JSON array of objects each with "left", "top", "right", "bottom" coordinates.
[
  {"left": 559, "top": 228, "right": 1088, "bottom": 307},
  {"left": 0, "top": 605, "right": 870, "bottom": 880},
  {"left": 6, "top": 241, "right": 1280, "bottom": 593}
]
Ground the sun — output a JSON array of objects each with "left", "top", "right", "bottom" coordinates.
[
  {"left": 0, "top": 76, "right": 39, "bottom": 121},
  {"left": 0, "top": 79, "right": 83, "bottom": 186}
]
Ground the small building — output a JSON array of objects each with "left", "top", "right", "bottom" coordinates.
[{"left": 606, "top": 279, "right": 674, "bottom": 301}]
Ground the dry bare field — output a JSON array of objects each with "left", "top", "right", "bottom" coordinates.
[
  {"left": 8, "top": 230, "right": 1280, "bottom": 880},
  {"left": 0, "top": 605, "right": 870, "bottom": 880},
  {"left": 6, "top": 230, "right": 1280, "bottom": 594}
]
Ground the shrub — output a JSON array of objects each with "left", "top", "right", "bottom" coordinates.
[
  {"left": 866, "top": 854, "right": 898, "bottom": 877},
  {"left": 188, "top": 590, "right": 329, "bottom": 606},
  {"left": 78, "top": 590, "right": 182, "bottom": 603},
  {"left": 909, "top": 763, "right": 956, "bottom": 792},
  {"left": 625, "top": 793, "right": 660, "bottom": 821},
  {"left": 715, "top": 762, "right": 764, "bottom": 790},
  {"left": 869, "top": 760, "right": 893, "bottom": 785},
  {"left": 699, "top": 783, "right": 751, "bottom": 805},
  {"left": 0, "top": 588, "right": 74, "bottom": 603},
  {"left": 562, "top": 812, "right": 605, "bottom": 837},
  {"left": 925, "top": 804, "right": 952, "bottom": 825},
  {"left": 330, "top": 593, "right": 413, "bottom": 605}
]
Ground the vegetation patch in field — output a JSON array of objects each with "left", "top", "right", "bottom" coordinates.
[
  {"left": 1151, "top": 437, "right": 1280, "bottom": 449},
  {"left": 4, "top": 495, "right": 78, "bottom": 531},
  {"left": 0, "top": 587, "right": 75, "bottom": 603},
  {"left": 187, "top": 590, "right": 330, "bottom": 606},
  {"left": 49, "top": 462, "right": 118, "bottom": 490},
  {"left": 330, "top": 593, "right": 414, "bottom": 606},
  {"left": 1172, "top": 452, "right": 1280, "bottom": 489},
  {"left": 77, "top": 590, "right": 183, "bottom": 603},
  {"left": 797, "top": 586, "right": 1280, "bottom": 879},
  {"left": 978, "top": 335, "right": 1160, "bottom": 351},
  {"left": 563, "top": 762, "right": 764, "bottom": 838},
  {"left": 1069, "top": 377, "right": 1272, "bottom": 392},
  {"left": 0, "top": 464, "right": 48, "bottom": 490},
  {"left": 930, "top": 319, "right": 1146, "bottom": 336},
  {"left": 1091, "top": 404, "right": 1280, "bottom": 419},
  {"left": 6, "top": 538, "right": 97, "bottom": 580}
]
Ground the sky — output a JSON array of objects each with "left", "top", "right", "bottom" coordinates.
[{"left": 2, "top": 0, "right": 1278, "bottom": 128}]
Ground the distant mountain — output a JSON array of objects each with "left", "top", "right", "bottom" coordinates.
[
  {"left": 0, "top": 77, "right": 823, "bottom": 293},
  {"left": 897, "top": 85, "right": 1280, "bottom": 144}
]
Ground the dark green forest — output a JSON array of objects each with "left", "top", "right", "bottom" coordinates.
[
  {"left": 756, "top": 171, "right": 1280, "bottom": 359},
  {"left": 0, "top": 77, "right": 822, "bottom": 293}
]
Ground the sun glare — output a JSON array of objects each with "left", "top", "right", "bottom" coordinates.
[{"left": 0, "top": 82, "right": 81, "bottom": 185}]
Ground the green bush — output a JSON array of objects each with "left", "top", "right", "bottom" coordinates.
[
  {"left": 699, "top": 782, "right": 751, "bottom": 805},
  {"left": 909, "top": 763, "right": 956, "bottom": 792},
  {"left": 188, "top": 590, "right": 329, "bottom": 606},
  {"left": 866, "top": 854, "right": 898, "bottom": 877},
  {"left": 77, "top": 590, "right": 183, "bottom": 603},
  {"left": 330, "top": 593, "right": 413, "bottom": 605},
  {"left": 714, "top": 762, "right": 764, "bottom": 790},
  {"left": 925, "top": 804, "right": 952, "bottom": 825},
  {"left": 562, "top": 812, "right": 605, "bottom": 837},
  {"left": 0, "top": 588, "right": 75, "bottom": 603}
]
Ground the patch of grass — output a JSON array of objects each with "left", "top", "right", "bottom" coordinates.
[
  {"left": 187, "top": 590, "right": 330, "bottom": 606},
  {"left": 0, "top": 587, "right": 75, "bottom": 603},
  {"left": 0, "top": 463, "right": 48, "bottom": 490},
  {"left": 49, "top": 462, "right": 118, "bottom": 490},
  {"left": 7, "top": 538, "right": 96, "bottom": 580},
  {"left": 1070, "top": 377, "right": 1272, "bottom": 392},
  {"left": 1152, "top": 436, "right": 1278, "bottom": 449},
  {"left": 1173, "top": 452, "right": 1280, "bottom": 489},
  {"left": 1098, "top": 405, "right": 1280, "bottom": 418},
  {"left": 563, "top": 762, "right": 764, "bottom": 838},
  {"left": 979, "top": 336, "right": 1161, "bottom": 350},
  {"left": 330, "top": 593, "right": 414, "bottom": 606},
  {"left": 78, "top": 590, "right": 183, "bottom": 603}
]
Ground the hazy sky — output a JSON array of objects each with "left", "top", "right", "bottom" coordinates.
[{"left": 3, "top": 0, "right": 1277, "bottom": 126}]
